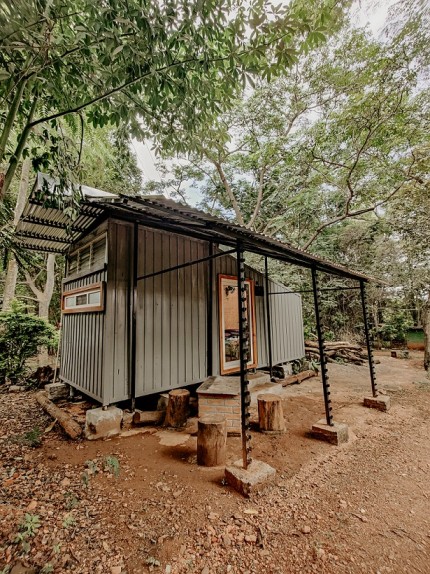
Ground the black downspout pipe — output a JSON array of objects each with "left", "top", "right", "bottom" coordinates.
[
  {"left": 130, "top": 222, "right": 138, "bottom": 412},
  {"left": 311, "top": 267, "right": 333, "bottom": 426},
  {"left": 264, "top": 256, "right": 273, "bottom": 380},
  {"left": 236, "top": 242, "right": 252, "bottom": 470},
  {"left": 360, "top": 280, "right": 378, "bottom": 397},
  {"left": 207, "top": 242, "right": 214, "bottom": 376}
]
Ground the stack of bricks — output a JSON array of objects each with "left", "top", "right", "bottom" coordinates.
[{"left": 197, "top": 376, "right": 242, "bottom": 436}]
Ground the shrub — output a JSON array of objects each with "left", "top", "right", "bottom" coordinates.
[{"left": 0, "top": 300, "right": 58, "bottom": 384}]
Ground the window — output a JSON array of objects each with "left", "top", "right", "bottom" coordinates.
[
  {"left": 62, "top": 283, "right": 105, "bottom": 313},
  {"left": 218, "top": 275, "right": 257, "bottom": 375},
  {"left": 67, "top": 234, "right": 106, "bottom": 276}
]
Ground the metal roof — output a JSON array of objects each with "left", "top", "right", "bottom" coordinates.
[{"left": 16, "top": 174, "right": 374, "bottom": 281}]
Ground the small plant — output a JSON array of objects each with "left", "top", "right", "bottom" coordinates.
[
  {"left": 15, "top": 513, "right": 41, "bottom": 553},
  {"left": 85, "top": 459, "right": 99, "bottom": 475},
  {"left": 62, "top": 514, "right": 76, "bottom": 529},
  {"left": 0, "top": 300, "right": 58, "bottom": 385},
  {"left": 41, "top": 564, "right": 54, "bottom": 574},
  {"left": 64, "top": 492, "right": 79, "bottom": 510},
  {"left": 104, "top": 455, "right": 120, "bottom": 478},
  {"left": 20, "top": 426, "right": 43, "bottom": 448},
  {"left": 52, "top": 543, "right": 61, "bottom": 554},
  {"left": 81, "top": 471, "right": 90, "bottom": 488}
]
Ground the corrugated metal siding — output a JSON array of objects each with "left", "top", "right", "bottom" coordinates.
[
  {"left": 267, "top": 283, "right": 305, "bottom": 364},
  {"left": 61, "top": 220, "right": 304, "bottom": 405},
  {"left": 103, "top": 220, "right": 133, "bottom": 404},
  {"left": 60, "top": 268, "right": 106, "bottom": 402},
  {"left": 135, "top": 227, "right": 209, "bottom": 396}
]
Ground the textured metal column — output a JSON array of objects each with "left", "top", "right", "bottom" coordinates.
[
  {"left": 237, "top": 243, "right": 252, "bottom": 469},
  {"left": 311, "top": 267, "right": 333, "bottom": 426},
  {"left": 360, "top": 280, "right": 378, "bottom": 397},
  {"left": 264, "top": 256, "right": 273, "bottom": 379}
]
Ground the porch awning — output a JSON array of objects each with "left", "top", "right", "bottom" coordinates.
[{"left": 16, "top": 173, "right": 374, "bottom": 282}]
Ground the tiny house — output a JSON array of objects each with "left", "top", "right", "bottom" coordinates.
[
  {"left": 17, "top": 176, "right": 310, "bottom": 407},
  {"left": 59, "top": 219, "right": 305, "bottom": 405}
]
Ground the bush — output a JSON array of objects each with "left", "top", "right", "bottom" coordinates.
[
  {"left": 0, "top": 300, "right": 58, "bottom": 384},
  {"left": 377, "top": 309, "right": 411, "bottom": 346}
]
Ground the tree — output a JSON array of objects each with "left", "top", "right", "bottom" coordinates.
[
  {"left": 146, "top": 26, "right": 427, "bottom": 252},
  {"left": 0, "top": 0, "right": 341, "bottom": 199}
]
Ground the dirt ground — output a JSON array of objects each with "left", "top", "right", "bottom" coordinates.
[{"left": 1, "top": 351, "right": 429, "bottom": 574}]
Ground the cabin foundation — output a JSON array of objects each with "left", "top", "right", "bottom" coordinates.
[
  {"left": 363, "top": 394, "right": 391, "bottom": 412},
  {"left": 311, "top": 419, "right": 349, "bottom": 445},
  {"left": 85, "top": 406, "right": 123, "bottom": 440},
  {"left": 225, "top": 459, "right": 276, "bottom": 497}
]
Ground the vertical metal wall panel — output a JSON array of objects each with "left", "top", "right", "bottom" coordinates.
[
  {"left": 134, "top": 227, "right": 209, "bottom": 397},
  {"left": 103, "top": 220, "right": 132, "bottom": 404},
  {"left": 60, "top": 268, "right": 106, "bottom": 402}
]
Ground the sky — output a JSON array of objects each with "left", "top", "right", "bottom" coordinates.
[{"left": 131, "top": 0, "right": 396, "bottom": 198}]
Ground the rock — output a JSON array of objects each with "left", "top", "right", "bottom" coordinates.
[
  {"left": 61, "top": 477, "right": 71, "bottom": 487},
  {"left": 245, "top": 534, "right": 257, "bottom": 543},
  {"left": 26, "top": 500, "right": 38, "bottom": 511},
  {"left": 45, "top": 382, "right": 69, "bottom": 401},
  {"left": 85, "top": 406, "right": 123, "bottom": 440},
  {"left": 10, "top": 562, "right": 37, "bottom": 574},
  {"left": 222, "top": 534, "right": 232, "bottom": 547},
  {"left": 9, "top": 385, "right": 24, "bottom": 393},
  {"left": 302, "top": 525, "right": 311, "bottom": 534},
  {"left": 111, "top": 567, "right": 122, "bottom": 574}
]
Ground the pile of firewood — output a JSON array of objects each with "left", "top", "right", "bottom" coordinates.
[{"left": 305, "top": 340, "right": 370, "bottom": 365}]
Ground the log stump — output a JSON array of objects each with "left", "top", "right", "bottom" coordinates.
[
  {"left": 164, "top": 389, "right": 190, "bottom": 428},
  {"left": 257, "top": 393, "right": 286, "bottom": 434},
  {"left": 197, "top": 415, "right": 227, "bottom": 466}
]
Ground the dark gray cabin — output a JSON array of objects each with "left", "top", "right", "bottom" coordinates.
[{"left": 17, "top": 176, "right": 308, "bottom": 406}]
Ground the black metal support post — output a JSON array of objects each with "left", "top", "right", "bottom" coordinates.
[
  {"left": 130, "top": 223, "right": 138, "bottom": 412},
  {"left": 207, "top": 242, "right": 214, "bottom": 376},
  {"left": 360, "top": 280, "right": 378, "bottom": 397},
  {"left": 311, "top": 267, "right": 333, "bottom": 426},
  {"left": 237, "top": 243, "right": 252, "bottom": 470},
  {"left": 264, "top": 257, "right": 273, "bottom": 379}
]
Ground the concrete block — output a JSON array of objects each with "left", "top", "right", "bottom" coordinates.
[
  {"left": 9, "top": 385, "right": 24, "bottom": 393},
  {"left": 311, "top": 420, "right": 349, "bottom": 445},
  {"left": 45, "top": 382, "right": 69, "bottom": 401},
  {"left": 85, "top": 406, "right": 123, "bottom": 440},
  {"left": 363, "top": 394, "right": 391, "bottom": 412},
  {"left": 225, "top": 459, "right": 276, "bottom": 497}
]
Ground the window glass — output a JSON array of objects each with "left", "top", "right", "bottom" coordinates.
[
  {"left": 88, "top": 291, "right": 101, "bottom": 305},
  {"left": 219, "top": 275, "right": 257, "bottom": 374}
]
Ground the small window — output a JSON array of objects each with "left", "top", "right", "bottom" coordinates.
[
  {"left": 62, "top": 282, "right": 105, "bottom": 314},
  {"left": 67, "top": 234, "right": 106, "bottom": 276}
]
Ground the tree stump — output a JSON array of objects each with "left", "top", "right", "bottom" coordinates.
[
  {"left": 257, "top": 393, "right": 286, "bottom": 434},
  {"left": 197, "top": 415, "right": 227, "bottom": 466},
  {"left": 164, "top": 389, "right": 190, "bottom": 428}
]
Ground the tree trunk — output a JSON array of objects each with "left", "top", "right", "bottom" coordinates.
[
  {"left": 164, "top": 389, "right": 190, "bottom": 427},
  {"left": 197, "top": 415, "right": 227, "bottom": 466},
  {"left": 35, "top": 391, "right": 82, "bottom": 440},
  {"left": 257, "top": 393, "right": 286, "bottom": 433},
  {"left": 422, "top": 296, "right": 430, "bottom": 373},
  {"left": 2, "top": 158, "right": 31, "bottom": 310},
  {"left": 25, "top": 253, "right": 56, "bottom": 365}
]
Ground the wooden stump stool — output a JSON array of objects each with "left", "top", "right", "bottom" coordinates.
[
  {"left": 165, "top": 389, "right": 190, "bottom": 428},
  {"left": 257, "top": 393, "right": 286, "bottom": 434},
  {"left": 197, "top": 415, "right": 227, "bottom": 466}
]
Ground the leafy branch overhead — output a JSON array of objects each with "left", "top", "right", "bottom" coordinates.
[
  {"left": 0, "top": 0, "right": 343, "bottom": 199},
  {"left": 149, "top": 23, "right": 428, "bottom": 252}
]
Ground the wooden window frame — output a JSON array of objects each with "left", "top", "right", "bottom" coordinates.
[
  {"left": 61, "top": 282, "right": 105, "bottom": 314},
  {"left": 218, "top": 274, "right": 258, "bottom": 375},
  {"left": 67, "top": 233, "right": 107, "bottom": 277}
]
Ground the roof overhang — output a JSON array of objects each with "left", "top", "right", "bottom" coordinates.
[{"left": 16, "top": 174, "right": 376, "bottom": 282}]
